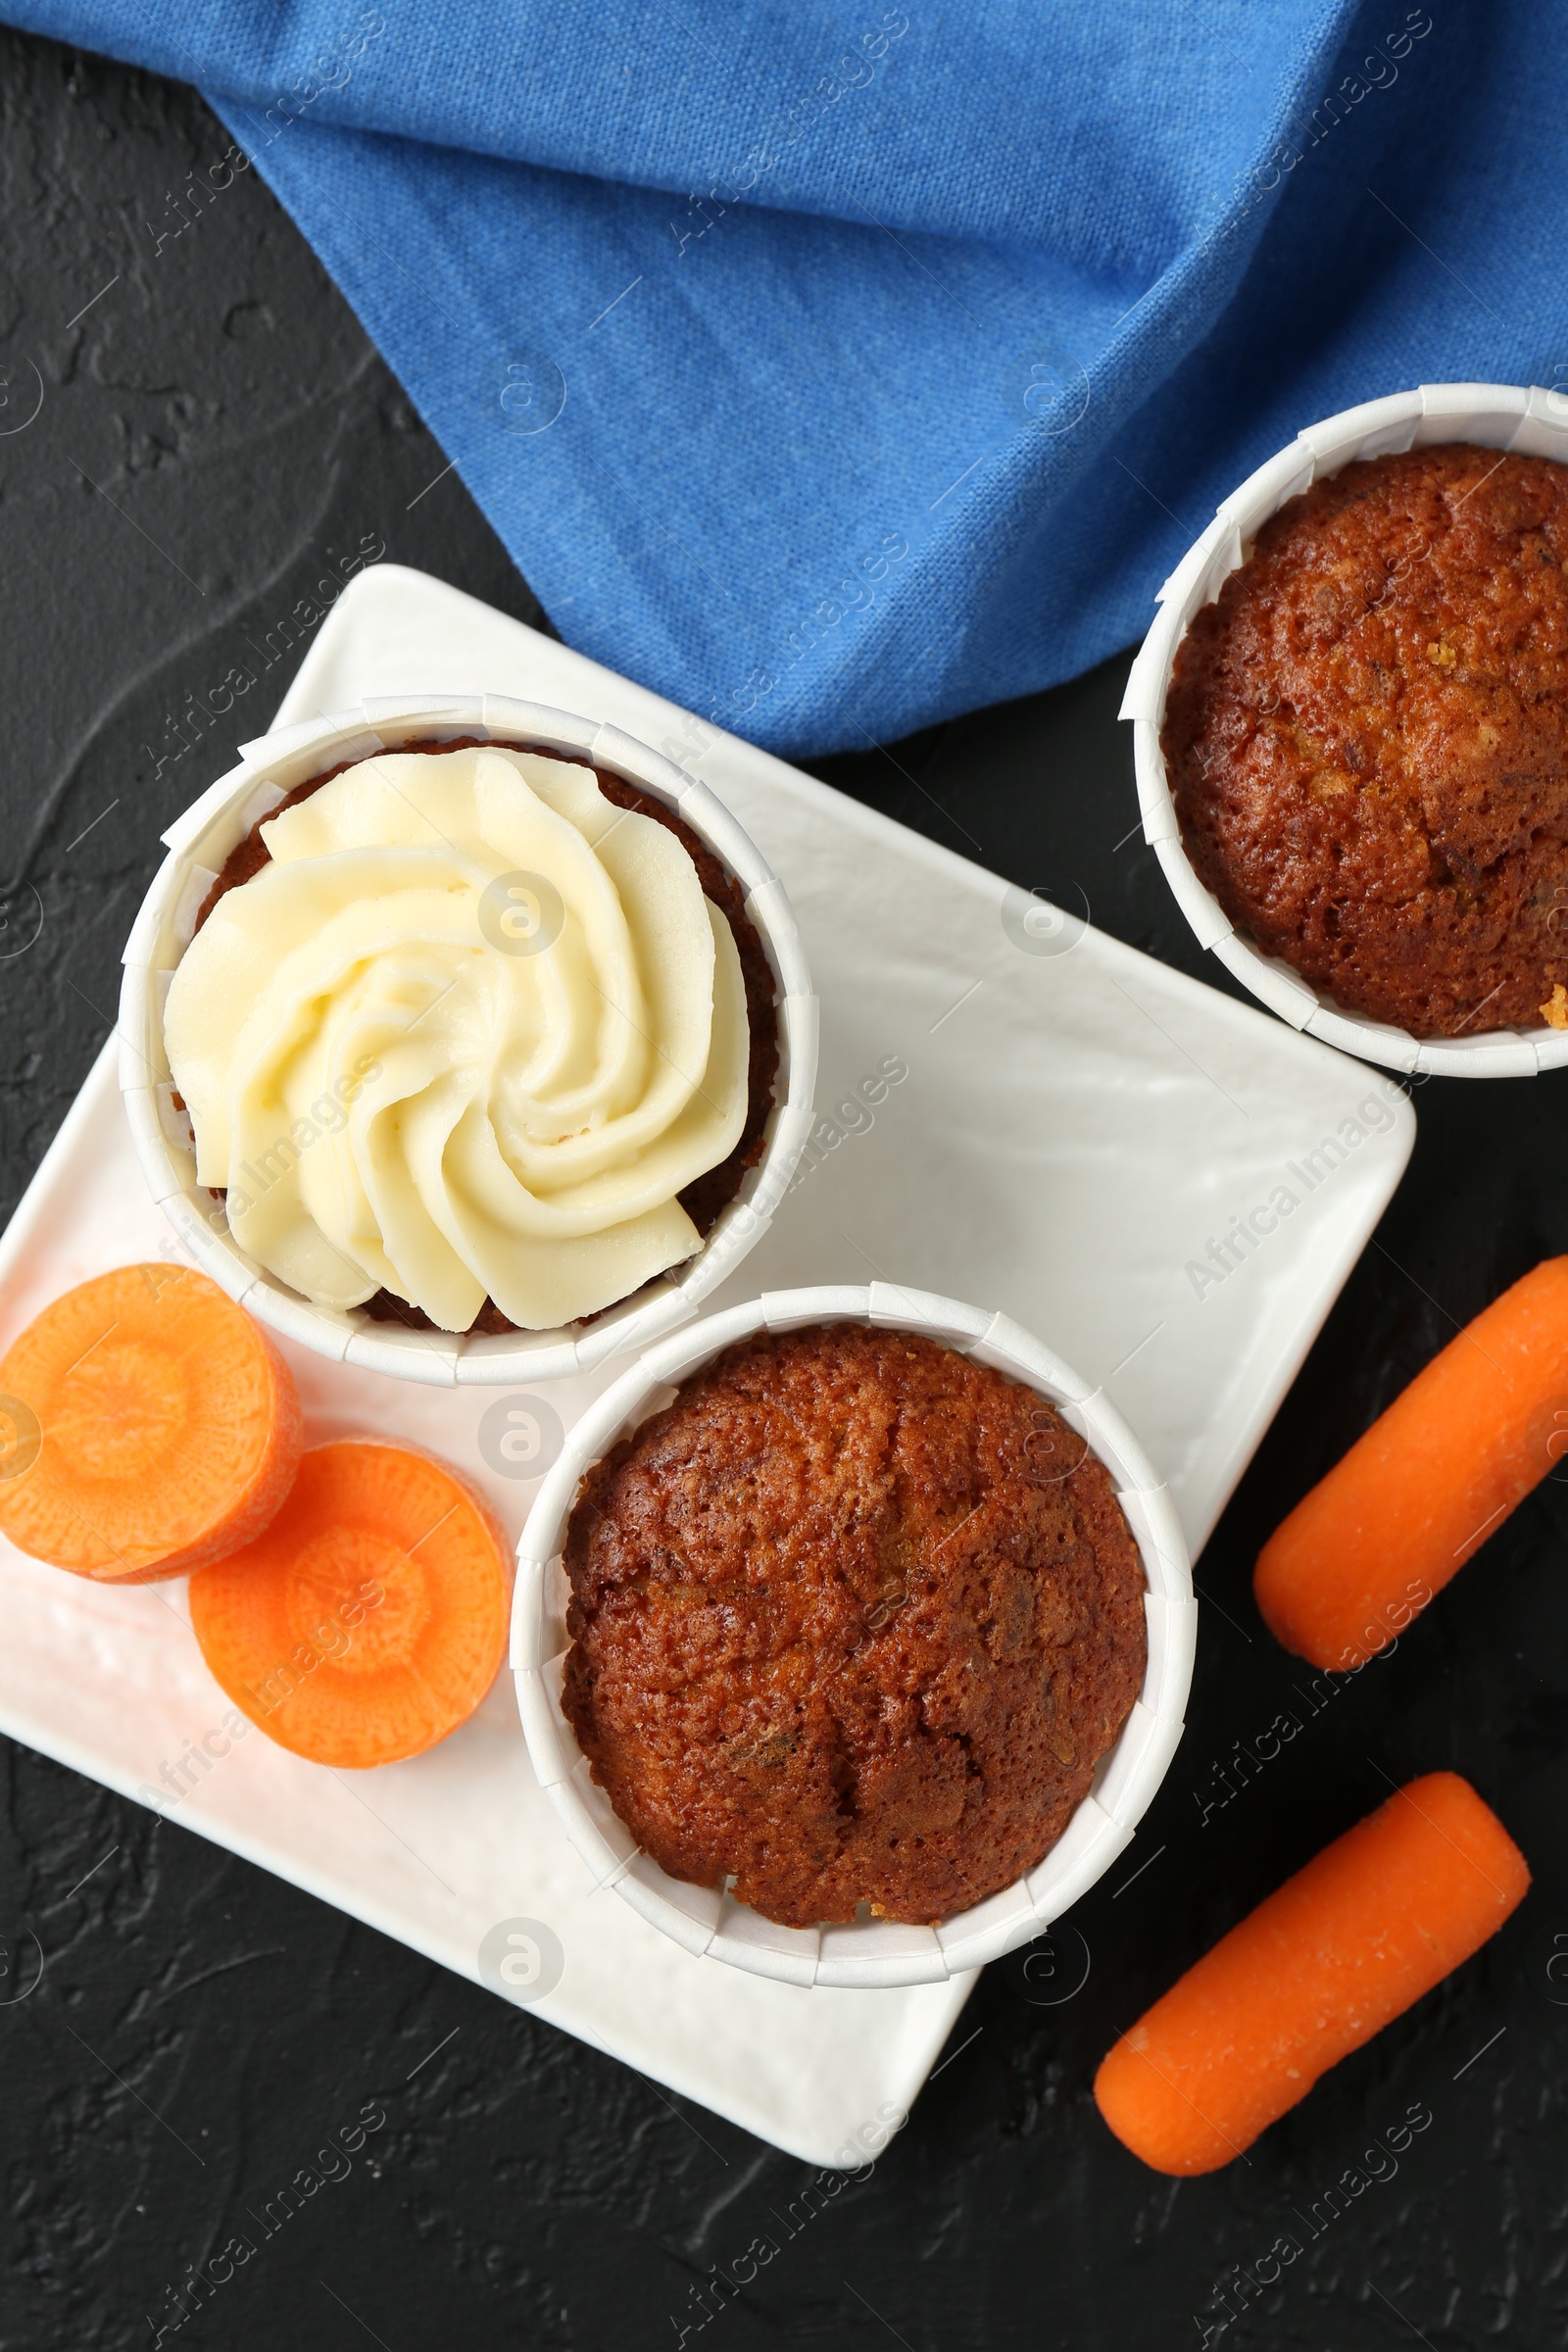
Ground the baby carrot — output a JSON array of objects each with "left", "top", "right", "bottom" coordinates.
[
  {"left": 0, "top": 1262, "right": 302, "bottom": 1581},
  {"left": 1094, "top": 1773, "right": 1529, "bottom": 2174},
  {"left": 1254, "top": 1256, "right": 1568, "bottom": 1669},
  {"left": 189, "top": 1439, "right": 513, "bottom": 1768}
]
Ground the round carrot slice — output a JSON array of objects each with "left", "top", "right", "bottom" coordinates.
[
  {"left": 189, "top": 1439, "right": 514, "bottom": 1767},
  {"left": 0, "top": 1262, "right": 302, "bottom": 1581}
]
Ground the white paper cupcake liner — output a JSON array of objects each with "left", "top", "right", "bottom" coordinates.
[
  {"left": 1121, "top": 381, "right": 1568, "bottom": 1077},
  {"left": 118, "top": 695, "right": 818, "bottom": 1385},
  {"left": 513, "top": 1284, "right": 1196, "bottom": 1989}
]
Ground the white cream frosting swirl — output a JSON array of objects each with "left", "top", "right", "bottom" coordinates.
[{"left": 164, "top": 746, "right": 752, "bottom": 1333}]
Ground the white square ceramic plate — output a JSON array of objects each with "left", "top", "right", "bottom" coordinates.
[{"left": 0, "top": 566, "right": 1414, "bottom": 2166}]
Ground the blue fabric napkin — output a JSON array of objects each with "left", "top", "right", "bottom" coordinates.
[{"left": 10, "top": 2, "right": 1566, "bottom": 755}]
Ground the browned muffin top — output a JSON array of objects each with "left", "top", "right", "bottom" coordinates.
[
  {"left": 561, "top": 1322, "right": 1148, "bottom": 1929},
  {"left": 1162, "top": 446, "right": 1568, "bottom": 1037}
]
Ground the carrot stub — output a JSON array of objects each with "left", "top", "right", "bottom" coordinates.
[
  {"left": 1094, "top": 1772, "right": 1529, "bottom": 2175},
  {"left": 189, "top": 1439, "right": 513, "bottom": 1768},
  {"left": 1254, "top": 1255, "right": 1568, "bottom": 1669},
  {"left": 0, "top": 1261, "right": 302, "bottom": 1581}
]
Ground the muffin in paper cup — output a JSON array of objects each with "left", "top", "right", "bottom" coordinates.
[
  {"left": 512, "top": 1284, "right": 1196, "bottom": 1990},
  {"left": 1122, "top": 381, "right": 1568, "bottom": 1078},
  {"left": 118, "top": 696, "right": 817, "bottom": 1386}
]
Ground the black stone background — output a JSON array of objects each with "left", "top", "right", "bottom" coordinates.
[{"left": 1, "top": 30, "right": 1565, "bottom": 2352}]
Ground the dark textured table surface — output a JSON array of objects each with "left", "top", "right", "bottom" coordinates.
[{"left": 3, "top": 31, "right": 1566, "bottom": 2352}]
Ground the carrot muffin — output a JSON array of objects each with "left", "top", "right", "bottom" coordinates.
[
  {"left": 561, "top": 1323, "right": 1148, "bottom": 1928},
  {"left": 1163, "top": 446, "right": 1568, "bottom": 1037},
  {"left": 164, "top": 740, "right": 778, "bottom": 1336}
]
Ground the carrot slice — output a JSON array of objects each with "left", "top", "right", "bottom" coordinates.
[
  {"left": 1254, "top": 1255, "right": 1568, "bottom": 1668},
  {"left": 188, "top": 1439, "right": 513, "bottom": 1767},
  {"left": 1094, "top": 1773, "right": 1529, "bottom": 2175},
  {"left": 0, "top": 1262, "right": 302, "bottom": 1582}
]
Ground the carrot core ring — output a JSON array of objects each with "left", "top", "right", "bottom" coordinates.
[
  {"left": 190, "top": 1439, "right": 513, "bottom": 1767},
  {"left": 0, "top": 1262, "right": 302, "bottom": 1581}
]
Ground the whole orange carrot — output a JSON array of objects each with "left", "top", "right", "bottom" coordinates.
[
  {"left": 1094, "top": 1773, "right": 1528, "bottom": 2175},
  {"left": 1254, "top": 1256, "right": 1568, "bottom": 1669}
]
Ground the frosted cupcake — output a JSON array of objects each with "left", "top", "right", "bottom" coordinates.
[{"left": 164, "top": 740, "right": 778, "bottom": 1335}]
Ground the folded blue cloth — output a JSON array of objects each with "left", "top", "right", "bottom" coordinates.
[{"left": 10, "top": 2, "right": 1562, "bottom": 754}]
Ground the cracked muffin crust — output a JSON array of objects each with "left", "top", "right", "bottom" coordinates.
[
  {"left": 561, "top": 1322, "right": 1148, "bottom": 1928},
  {"left": 1162, "top": 446, "right": 1568, "bottom": 1037}
]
